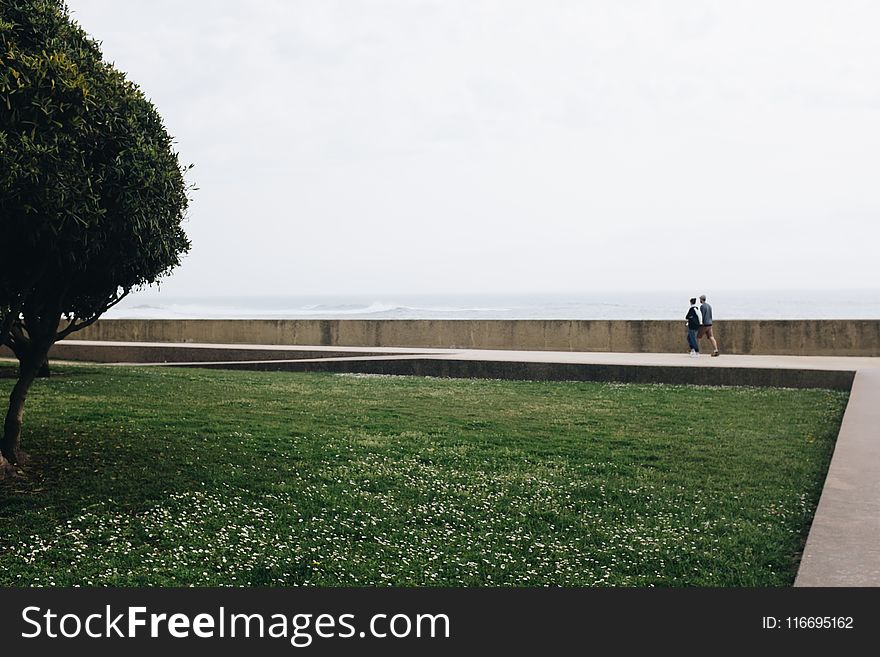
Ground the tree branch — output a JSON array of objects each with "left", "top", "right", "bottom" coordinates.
[
  {"left": 55, "top": 290, "right": 129, "bottom": 341},
  {"left": 0, "top": 300, "right": 23, "bottom": 350},
  {"left": 0, "top": 265, "right": 45, "bottom": 348},
  {"left": 6, "top": 320, "right": 31, "bottom": 362}
]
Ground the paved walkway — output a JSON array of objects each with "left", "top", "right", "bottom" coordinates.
[
  {"left": 41, "top": 340, "right": 880, "bottom": 585},
  {"left": 50, "top": 340, "right": 880, "bottom": 371},
  {"left": 794, "top": 368, "right": 880, "bottom": 586}
]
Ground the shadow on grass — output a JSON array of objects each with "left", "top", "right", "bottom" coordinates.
[
  {"left": 1, "top": 361, "right": 206, "bottom": 516},
  {"left": 0, "top": 425, "right": 211, "bottom": 531}
]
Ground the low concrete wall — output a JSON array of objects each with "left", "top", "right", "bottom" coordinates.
[
  {"left": 175, "top": 358, "right": 857, "bottom": 391},
  {"left": 71, "top": 319, "right": 880, "bottom": 356},
  {"left": 36, "top": 344, "right": 409, "bottom": 364}
]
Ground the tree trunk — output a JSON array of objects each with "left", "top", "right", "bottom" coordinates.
[
  {"left": 1, "top": 364, "right": 39, "bottom": 465},
  {"left": 1, "top": 344, "right": 49, "bottom": 465},
  {"left": 38, "top": 358, "right": 50, "bottom": 378}
]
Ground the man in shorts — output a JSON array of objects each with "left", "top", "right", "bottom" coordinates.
[{"left": 698, "top": 294, "right": 720, "bottom": 357}]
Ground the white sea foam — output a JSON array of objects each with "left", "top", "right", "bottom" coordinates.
[{"left": 104, "top": 290, "right": 880, "bottom": 320}]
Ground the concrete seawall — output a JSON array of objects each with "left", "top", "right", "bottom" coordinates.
[{"left": 72, "top": 319, "right": 880, "bottom": 356}]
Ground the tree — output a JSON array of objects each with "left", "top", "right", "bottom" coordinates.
[{"left": 0, "top": 0, "right": 191, "bottom": 473}]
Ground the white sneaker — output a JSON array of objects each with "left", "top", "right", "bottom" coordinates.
[{"left": 689, "top": 351, "right": 699, "bottom": 358}]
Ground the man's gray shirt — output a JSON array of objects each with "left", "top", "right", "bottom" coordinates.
[{"left": 700, "top": 303, "right": 713, "bottom": 326}]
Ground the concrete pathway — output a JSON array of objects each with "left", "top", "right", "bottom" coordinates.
[
  {"left": 41, "top": 340, "right": 880, "bottom": 586},
  {"left": 794, "top": 368, "right": 880, "bottom": 586},
  {"left": 47, "top": 339, "right": 880, "bottom": 369}
]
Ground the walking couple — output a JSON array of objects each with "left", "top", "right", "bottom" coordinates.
[{"left": 686, "top": 295, "right": 720, "bottom": 358}]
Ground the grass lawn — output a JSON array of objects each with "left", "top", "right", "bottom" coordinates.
[{"left": 0, "top": 362, "right": 847, "bottom": 586}]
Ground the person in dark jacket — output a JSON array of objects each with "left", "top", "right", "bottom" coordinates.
[{"left": 685, "top": 298, "right": 702, "bottom": 357}]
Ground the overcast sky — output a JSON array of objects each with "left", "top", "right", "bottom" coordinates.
[{"left": 67, "top": 0, "right": 880, "bottom": 297}]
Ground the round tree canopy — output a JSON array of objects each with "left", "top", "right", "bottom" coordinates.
[{"left": 0, "top": 0, "right": 191, "bottom": 322}]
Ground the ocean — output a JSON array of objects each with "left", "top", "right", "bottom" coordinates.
[{"left": 105, "top": 289, "right": 880, "bottom": 320}]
